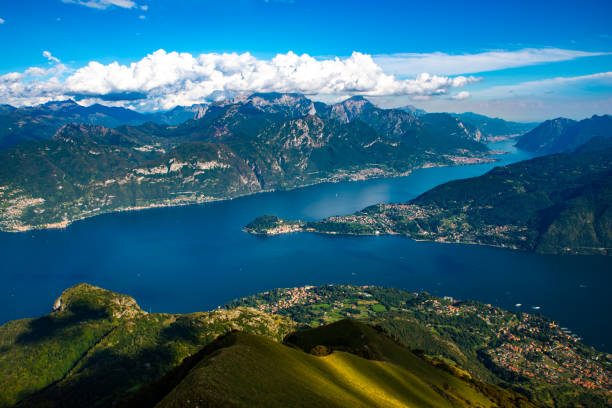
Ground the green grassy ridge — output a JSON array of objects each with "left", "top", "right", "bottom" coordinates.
[
  {"left": 226, "top": 285, "right": 508, "bottom": 382},
  {"left": 125, "top": 322, "right": 534, "bottom": 408},
  {"left": 285, "top": 320, "right": 535, "bottom": 407},
  {"left": 228, "top": 285, "right": 612, "bottom": 407},
  {"left": 4, "top": 283, "right": 610, "bottom": 407},
  {"left": 0, "top": 284, "right": 294, "bottom": 408}
]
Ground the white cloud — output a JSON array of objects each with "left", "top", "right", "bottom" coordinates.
[
  {"left": 473, "top": 72, "right": 612, "bottom": 99},
  {"left": 0, "top": 49, "right": 479, "bottom": 110},
  {"left": 61, "top": 0, "right": 137, "bottom": 10},
  {"left": 376, "top": 72, "right": 612, "bottom": 121},
  {"left": 138, "top": 14, "right": 146, "bottom": 19},
  {"left": 374, "top": 48, "right": 609, "bottom": 77},
  {"left": 43, "top": 51, "right": 60, "bottom": 64},
  {"left": 450, "top": 91, "right": 471, "bottom": 100},
  {"left": 0, "top": 18, "right": 5, "bottom": 24}
]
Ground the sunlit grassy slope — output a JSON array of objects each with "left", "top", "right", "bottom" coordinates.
[{"left": 149, "top": 320, "right": 535, "bottom": 408}]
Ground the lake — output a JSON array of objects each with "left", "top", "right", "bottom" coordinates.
[{"left": 1, "top": 140, "right": 611, "bottom": 352}]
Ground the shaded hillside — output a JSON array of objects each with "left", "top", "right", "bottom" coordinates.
[
  {"left": 0, "top": 284, "right": 293, "bottom": 408},
  {"left": 246, "top": 137, "right": 612, "bottom": 255},
  {"left": 516, "top": 115, "right": 612, "bottom": 154},
  {"left": 0, "top": 93, "right": 493, "bottom": 232}
]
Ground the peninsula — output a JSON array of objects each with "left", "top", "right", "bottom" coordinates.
[{"left": 246, "top": 137, "right": 612, "bottom": 255}]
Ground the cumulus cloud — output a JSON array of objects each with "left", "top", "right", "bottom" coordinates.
[
  {"left": 374, "top": 48, "right": 609, "bottom": 77},
  {"left": 0, "top": 18, "right": 5, "bottom": 24},
  {"left": 0, "top": 49, "right": 479, "bottom": 110},
  {"left": 61, "top": 0, "right": 138, "bottom": 10}
]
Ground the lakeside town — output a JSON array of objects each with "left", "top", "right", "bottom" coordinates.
[{"left": 229, "top": 284, "right": 612, "bottom": 395}]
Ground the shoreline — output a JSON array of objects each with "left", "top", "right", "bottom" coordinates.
[
  {"left": 251, "top": 227, "right": 611, "bottom": 256},
  {"left": 1, "top": 154, "right": 498, "bottom": 234}
]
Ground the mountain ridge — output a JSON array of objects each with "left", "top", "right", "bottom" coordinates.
[
  {"left": 516, "top": 114, "right": 612, "bottom": 154},
  {"left": 1, "top": 283, "right": 610, "bottom": 407}
]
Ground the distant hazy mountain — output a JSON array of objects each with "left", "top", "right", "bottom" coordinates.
[
  {"left": 248, "top": 136, "right": 612, "bottom": 255},
  {"left": 0, "top": 93, "right": 493, "bottom": 232},
  {"left": 0, "top": 100, "right": 207, "bottom": 150},
  {"left": 451, "top": 112, "right": 537, "bottom": 140},
  {"left": 396, "top": 108, "right": 537, "bottom": 141},
  {"left": 516, "top": 114, "right": 612, "bottom": 154},
  {"left": 399, "top": 104, "right": 427, "bottom": 116}
]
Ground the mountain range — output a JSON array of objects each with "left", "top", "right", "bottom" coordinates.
[
  {"left": 0, "top": 93, "right": 524, "bottom": 233},
  {"left": 0, "top": 100, "right": 208, "bottom": 151}
]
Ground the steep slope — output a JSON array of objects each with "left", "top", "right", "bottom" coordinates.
[
  {"left": 516, "top": 115, "right": 612, "bottom": 154},
  {"left": 329, "top": 97, "right": 488, "bottom": 148},
  {"left": 0, "top": 93, "right": 493, "bottom": 232},
  {"left": 123, "top": 322, "right": 534, "bottom": 408},
  {"left": 246, "top": 137, "right": 612, "bottom": 255}
]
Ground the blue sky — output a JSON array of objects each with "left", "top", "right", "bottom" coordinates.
[{"left": 0, "top": 0, "right": 611, "bottom": 121}]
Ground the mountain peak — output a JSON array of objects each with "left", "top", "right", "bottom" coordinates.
[
  {"left": 331, "top": 96, "right": 374, "bottom": 123},
  {"left": 40, "top": 99, "right": 80, "bottom": 111},
  {"left": 52, "top": 283, "right": 144, "bottom": 319},
  {"left": 516, "top": 115, "right": 612, "bottom": 154},
  {"left": 213, "top": 92, "right": 318, "bottom": 117}
]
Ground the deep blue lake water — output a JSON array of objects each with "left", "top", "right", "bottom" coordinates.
[{"left": 1, "top": 141, "right": 611, "bottom": 351}]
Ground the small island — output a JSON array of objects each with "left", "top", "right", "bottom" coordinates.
[{"left": 244, "top": 215, "right": 305, "bottom": 235}]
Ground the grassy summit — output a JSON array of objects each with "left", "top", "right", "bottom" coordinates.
[{"left": 0, "top": 284, "right": 294, "bottom": 408}]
